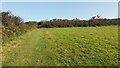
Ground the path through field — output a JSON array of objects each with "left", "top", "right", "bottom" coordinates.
[{"left": 3, "top": 26, "right": 118, "bottom": 66}]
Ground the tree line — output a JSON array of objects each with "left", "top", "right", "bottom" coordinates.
[{"left": 37, "top": 18, "right": 118, "bottom": 28}]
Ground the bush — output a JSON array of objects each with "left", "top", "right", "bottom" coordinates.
[{"left": 2, "top": 11, "right": 37, "bottom": 46}]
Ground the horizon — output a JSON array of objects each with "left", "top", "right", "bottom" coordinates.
[{"left": 2, "top": 2, "right": 118, "bottom": 22}]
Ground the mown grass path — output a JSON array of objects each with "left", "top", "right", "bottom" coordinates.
[{"left": 3, "top": 26, "right": 118, "bottom": 66}]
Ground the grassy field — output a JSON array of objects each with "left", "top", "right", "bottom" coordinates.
[{"left": 3, "top": 26, "right": 118, "bottom": 66}]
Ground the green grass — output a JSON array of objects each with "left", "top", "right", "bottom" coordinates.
[{"left": 3, "top": 26, "right": 118, "bottom": 66}]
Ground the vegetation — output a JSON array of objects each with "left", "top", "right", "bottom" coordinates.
[
  {"left": 1, "top": 11, "right": 37, "bottom": 46},
  {"left": 37, "top": 18, "right": 118, "bottom": 28},
  {"left": 1, "top": 11, "right": 118, "bottom": 66},
  {"left": 1, "top": 11, "right": 118, "bottom": 46},
  {"left": 3, "top": 26, "right": 118, "bottom": 66}
]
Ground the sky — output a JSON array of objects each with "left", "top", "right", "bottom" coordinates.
[
  {"left": 2, "top": 2, "right": 118, "bottom": 22},
  {"left": 1, "top": 0, "right": 120, "bottom": 2}
]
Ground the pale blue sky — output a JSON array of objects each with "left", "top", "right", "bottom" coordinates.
[
  {"left": 2, "top": 2, "right": 118, "bottom": 21},
  {"left": 1, "top": 0, "right": 119, "bottom": 2}
]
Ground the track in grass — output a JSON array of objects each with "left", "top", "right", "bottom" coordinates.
[{"left": 3, "top": 26, "right": 118, "bottom": 66}]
